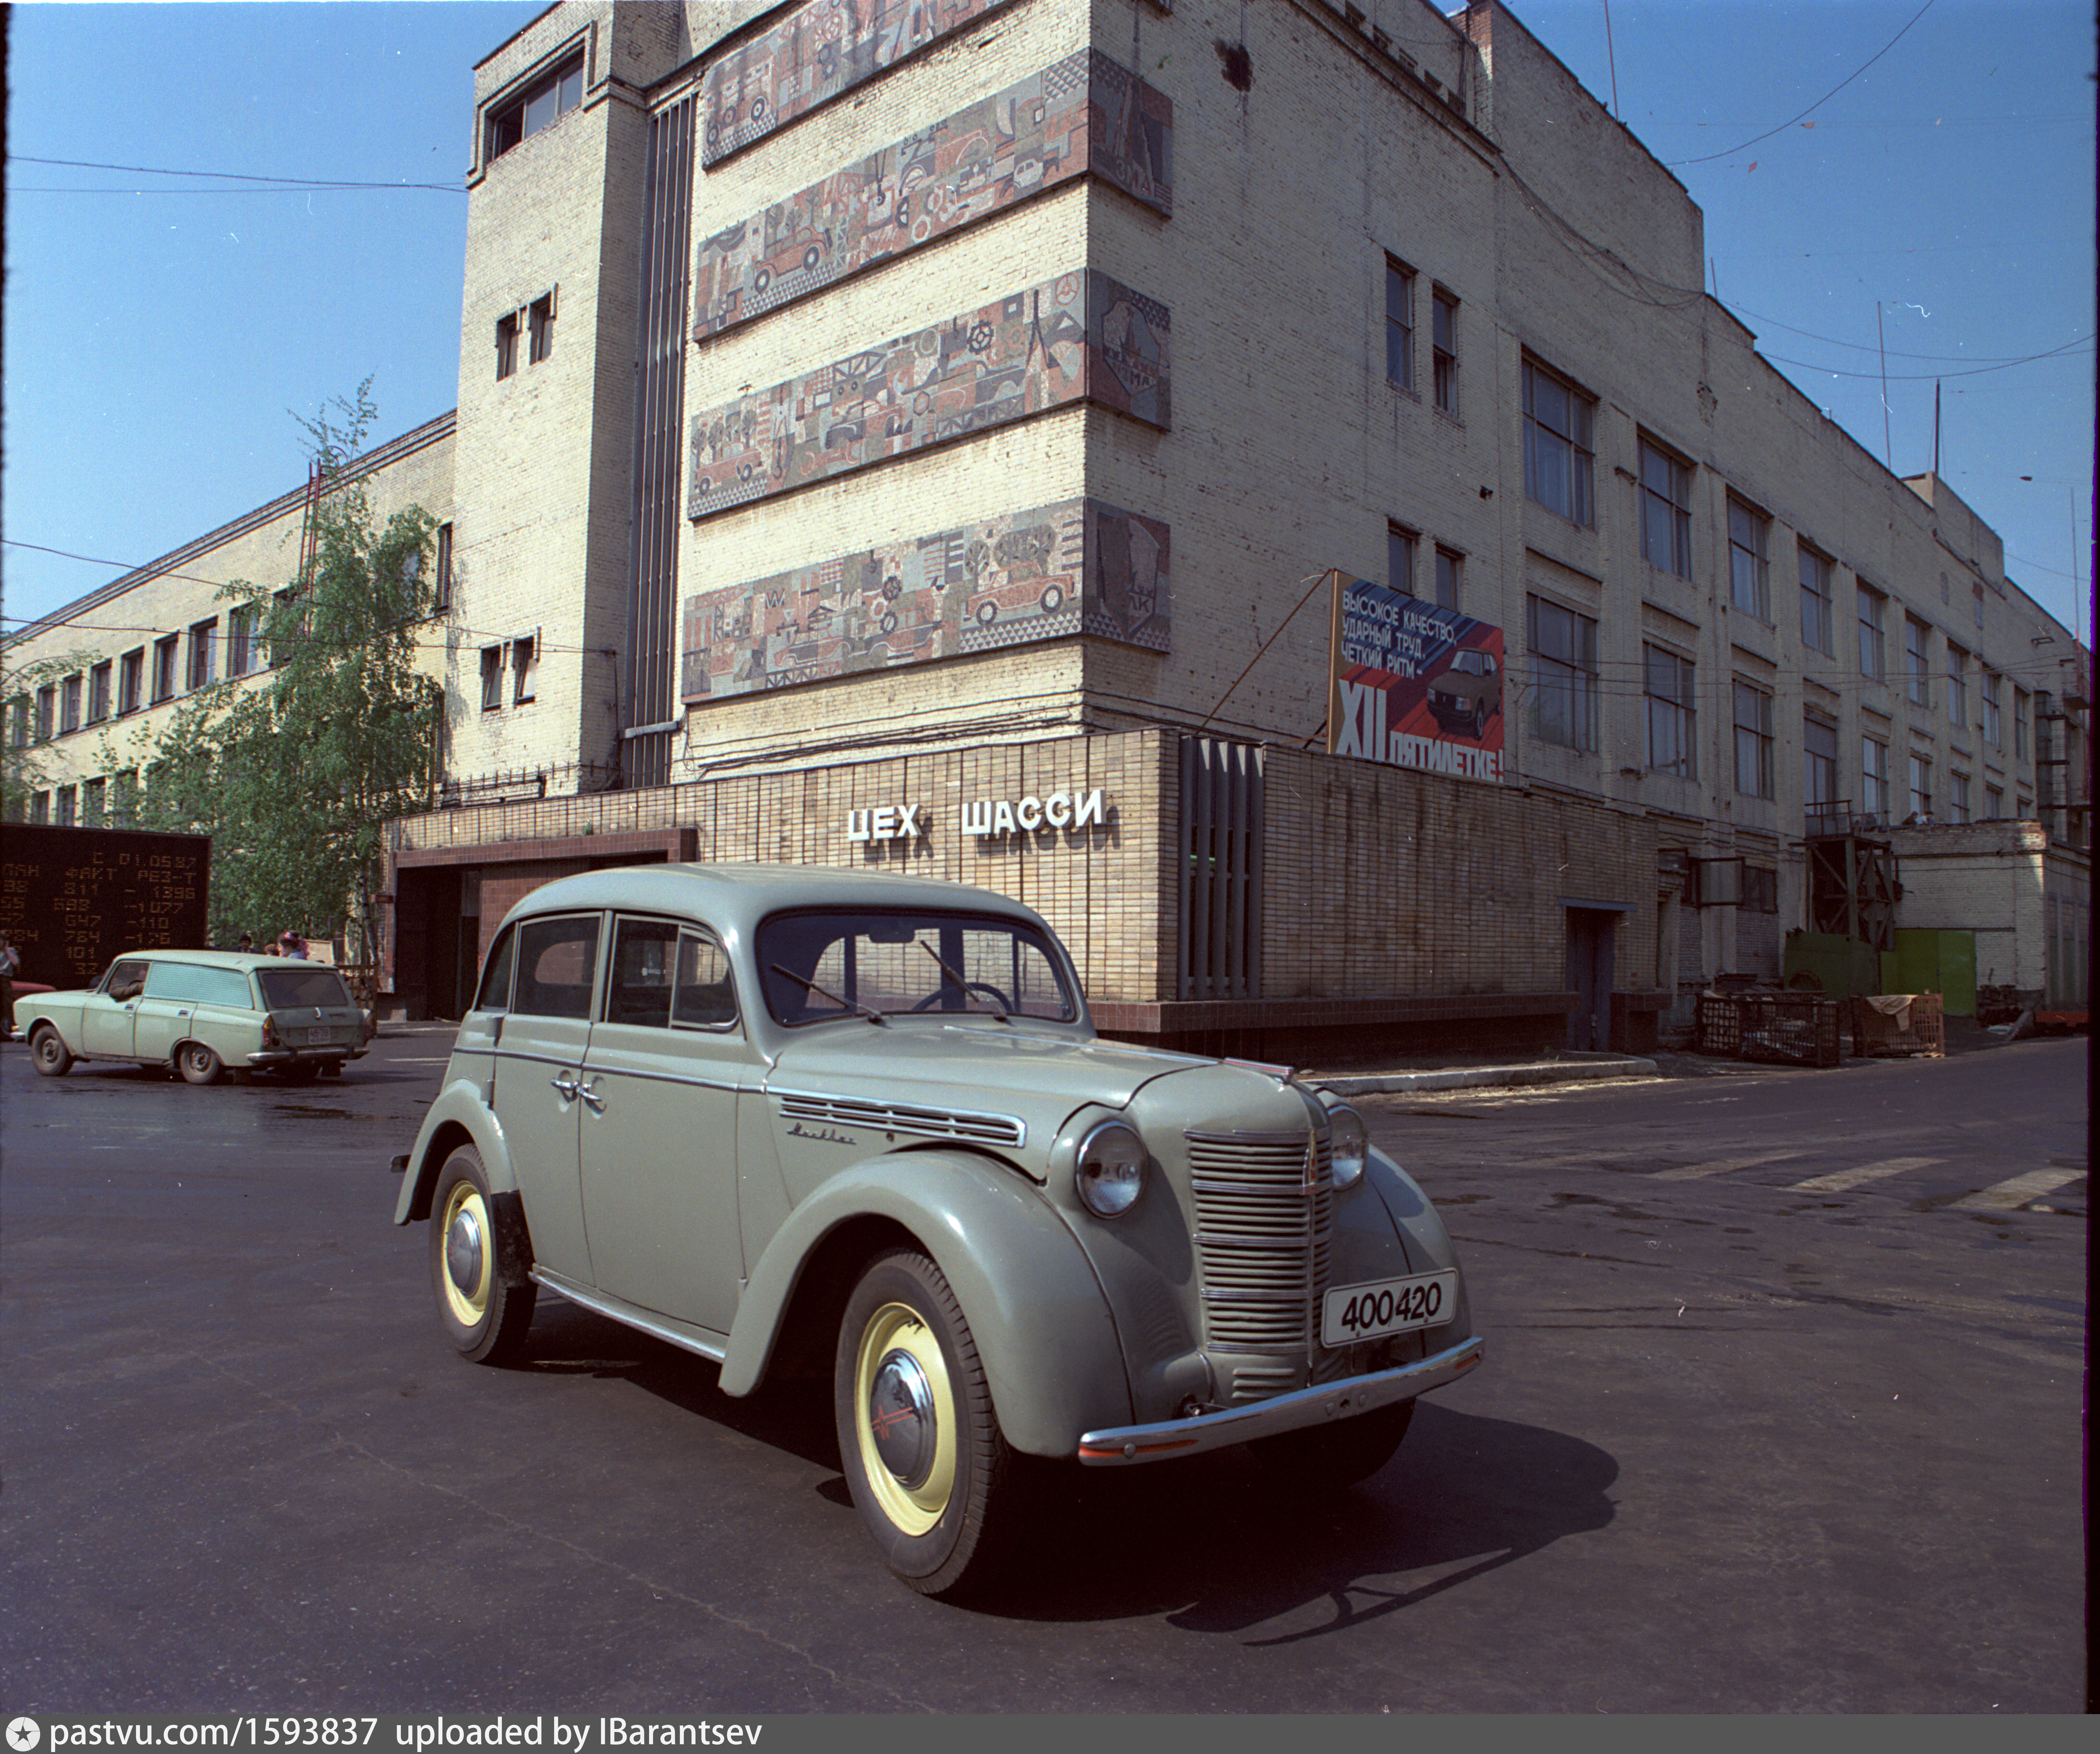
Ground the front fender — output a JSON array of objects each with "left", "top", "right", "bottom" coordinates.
[
  {"left": 720, "top": 1151, "right": 1132, "bottom": 1458},
  {"left": 392, "top": 1081, "right": 514, "bottom": 1226}
]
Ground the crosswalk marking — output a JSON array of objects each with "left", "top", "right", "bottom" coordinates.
[
  {"left": 1951, "top": 1168, "right": 2087, "bottom": 1211},
  {"left": 1649, "top": 1149, "right": 1804, "bottom": 1183},
  {"left": 1790, "top": 1156, "right": 1942, "bottom": 1193}
]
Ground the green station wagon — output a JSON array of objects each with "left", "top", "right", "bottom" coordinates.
[
  {"left": 392, "top": 865, "right": 1482, "bottom": 1595},
  {"left": 21, "top": 950, "right": 368, "bottom": 1084}
]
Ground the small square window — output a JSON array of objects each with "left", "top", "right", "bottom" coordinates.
[{"left": 481, "top": 646, "right": 505, "bottom": 712}]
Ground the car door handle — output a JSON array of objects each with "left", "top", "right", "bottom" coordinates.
[
  {"left": 577, "top": 1077, "right": 606, "bottom": 1113},
  {"left": 550, "top": 1073, "right": 581, "bottom": 1101}
]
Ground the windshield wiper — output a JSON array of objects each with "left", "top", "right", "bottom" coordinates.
[
  {"left": 917, "top": 942, "right": 1009, "bottom": 1021},
  {"left": 770, "top": 964, "right": 887, "bottom": 1026}
]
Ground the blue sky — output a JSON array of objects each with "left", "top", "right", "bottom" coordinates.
[{"left": 4, "top": 0, "right": 2093, "bottom": 643}]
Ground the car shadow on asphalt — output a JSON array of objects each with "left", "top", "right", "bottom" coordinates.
[{"left": 519, "top": 1300, "right": 1616, "bottom": 1633}]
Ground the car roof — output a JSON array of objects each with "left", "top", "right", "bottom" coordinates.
[
  {"left": 110, "top": 949, "right": 339, "bottom": 975},
  {"left": 497, "top": 862, "right": 1051, "bottom": 938}
]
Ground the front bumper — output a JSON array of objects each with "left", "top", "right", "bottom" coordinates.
[{"left": 1076, "top": 1333, "right": 1485, "bottom": 1464}]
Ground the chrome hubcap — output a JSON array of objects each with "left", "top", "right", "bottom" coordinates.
[
  {"left": 868, "top": 1348, "right": 937, "bottom": 1489},
  {"left": 445, "top": 1205, "right": 485, "bottom": 1299}
]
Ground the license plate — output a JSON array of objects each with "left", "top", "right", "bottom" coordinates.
[
  {"left": 1322, "top": 1271, "right": 1457, "bottom": 1347},
  {"left": 304, "top": 1027, "right": 334, "bottom": 1044}
]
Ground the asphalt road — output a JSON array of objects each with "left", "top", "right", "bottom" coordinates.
[{"left": 1, "top": 1029, "right": 2085, "bottom": 1713}]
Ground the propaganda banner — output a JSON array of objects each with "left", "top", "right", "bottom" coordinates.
[{"left": 1325, "top": 571, "right": 1506, "bottom": 783}]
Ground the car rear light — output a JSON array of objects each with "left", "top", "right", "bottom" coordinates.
[{"left": 262, "top": 1017, "right": 279, "bottom": 1048}]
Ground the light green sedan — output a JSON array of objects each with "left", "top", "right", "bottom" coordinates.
[
  {"left": 392, "top": 865, "right": 1483, "bottom": 1597},
  {"left": 21, "top": 949, "right": 368, "bottom": 1084}
]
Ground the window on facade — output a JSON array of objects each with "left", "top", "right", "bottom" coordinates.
[
  {"left": 1741, "top": 866, "right": 1779, "bottom": 913},
  {"left": 481, "top": 646, "right": 505, "bottom": 712},
  {"left": 434, "top": 523, "right": 454, "bottom": 612},
  {"left": 1638, "top": 437, "right": 1693, "bottom": 578},
  {"left": 1945, "top": 642, "right": 1968, "bottom": 729},
  {"left": 271, "top": 587, "right": 308, "bottom": 666},
  {"left": 151, "top": 637, "right": 179, "bottom": 704},
  {"left": 487, "top": 53, "right": 585, "bottom": 162},
  {"left": 1529, "top": 595, "right": 1599, "bottom": 752},
  {"left": 1908, "top": 752, "right": 1933, "bottom": 820},
  {"left": 2014, "top": 688, "right": 2029, "bottom": 758},
  {"left": 1384, "top": 257, "right": 1415, "bottom": 390},
  {"left": 60, "top": 674, "right": 83, "bottom": 735},
  {"left": 1521, "top": 359, "right": 1594, "bottom": 525},
  {"left": 1904, "top": 614, "right": 1931, "bottom": 708},
  {"left": 1981, "top": 670, "right": 2001, "bottom": 746},
  {"left": 1972, "top": 581, "right": 1985, "bottom": 630},
  {"left": 1985, "top": 783, "right": 2004, "bottom": 820},
  {"left": 88, "top": 662, "right": 112, "bottom": 725},
  {"left": 1799, "top": 547, "right": 1834, "bottom": 654},
  {"left": 119, "top": 649, "right": 144, "bottom": 715},
  {"left": 1862, "top": 736, "right": 1889, "bottom": 819},
  {"left": 187, "top": 618, "right": 217, "bottom": 692},
  {"left": 2016, "top": 792, "right": 2033, "bottom": 819},
  {"left": 512, "top": 636, "right": 537, "bottom": 704},
  {"left": 228, "top": 605, "right": 257, "bottom": 678},
  {"left": 1804, "top": 711, "right": 1838, "bottom": 815},
  {"left": 6, "top": 697, "right": 26, "bottom": 749},
  {"left": 1733, "top": 680, "right": 1774, "bottom": 799},
  {"left": 35, "top": 686, "right": 55, "bottom": 742},
  {"left": 30, "top": 791, "right": 50, "bottom": 825},
  {"left": 56, "top": 784, "right": 77, "bottom": 827},
  {"left": 1949, "top": 772, "right": 1971, "bottom": 824},
  {"left": 1644, "top": 645, "right": 1696, "bottom": 778},
  {"left": 1727, "top": 499, "right": 1770, "bottom": 620},
  {"left": 496, "top": 312, "right": 520, "bottom": 381},
  {"left": 1433, "top": 548, "right": 1462, "bottom": 611},
  {"left": 529, "top": 292, "right": 555, "bottom": 364},
  {"left": 83, "top": 777, "right": 106, "bottom": 828},
  {"left": 1431, "top": 288, "right": 1458, "bottom": 413},
  {"left": 1387, "top": 523, "right": 1417, "bottom": 596},
  {"left": 1857, "top": 585, "right": 1886, "bottom": 680}
]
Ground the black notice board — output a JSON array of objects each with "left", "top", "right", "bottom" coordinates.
[{"left": 0, "top": 825, "right": 212, "bottom": 991}]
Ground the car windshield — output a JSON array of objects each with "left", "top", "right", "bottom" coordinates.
[
  {"left": 256, "top": 968, "right": 354, "bottom": 1010},
  {"left": 757, "top": 908, "right": 1078, "bottom": 1027},
  {"left": 1451, "top": 650, "right": 1492, "bottom": 675}
]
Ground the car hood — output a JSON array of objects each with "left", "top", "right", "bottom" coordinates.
[{"left": 764, "top": 1023, "right": 1213, "bottom": 1154}]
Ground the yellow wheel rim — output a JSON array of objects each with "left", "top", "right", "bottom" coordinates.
[
  {"left": 439, "top": 1179, "right": 493, "bottom": 1329},
  {"left": 853, "top": 1301, "right": 958, "bottom": 1538}
]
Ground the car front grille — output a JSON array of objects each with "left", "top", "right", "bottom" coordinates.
[{"left": 1185, "top": 1126, "right": 1333, "bottom": 1380}]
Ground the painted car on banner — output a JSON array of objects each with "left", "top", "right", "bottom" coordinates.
[
  {"left": 1426, "top": 645, "right": 1503, "bottom": 740},
  {"left": 392, "top": 865, "right": 1483, "bottom": 1598}
]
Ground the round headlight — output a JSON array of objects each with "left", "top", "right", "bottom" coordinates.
[
  {"left": 1075, "top": 1120, "right": 1148, "bottom": 1218},
  {"left": 1328, "top": 1103, "right": 1368, "bottom": 1189}
]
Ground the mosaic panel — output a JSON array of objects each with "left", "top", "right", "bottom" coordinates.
[
  {"left": 692, "top": 50, "right": 1172, "bottom": 341},
  {"left": 679, "top": 498, "right": 1171, "bottom": 702},
  {"left": 702, "top": 0, "right": 1004, "bottom": 167},
  {"left": 686, "top": 271, "right": 1169, "bottom": 518}
]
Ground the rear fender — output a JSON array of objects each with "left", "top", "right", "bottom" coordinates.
[
  {"left": 393, "top": 1083, "right": 514, "bottom": 1226},
  {"left": 720, "top": 1150, "right": 1131, "bottom": 1458}
]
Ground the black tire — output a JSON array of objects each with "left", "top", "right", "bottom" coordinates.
[
  {"left": 1040, "top": 583, "right": 1066, "bottom": 614},
  {"left": 835, "top": 1249, "right": 1019, "bottom": 1598},
  {"left": 429, "top": 1145, "right": 537, "bottom": 1365},
  {"left": 29, "top": 1025, "right": 73, "bottom": 1078},
  {"left": 177, "top": 1041, "right": 224, "bottom": 1085},
  {"left": 1250, "top": 1398, "right": 1415, "bottom": 1489},
  {"left": 1471, "top": 702, "right": 1488, "bottom": 739}
]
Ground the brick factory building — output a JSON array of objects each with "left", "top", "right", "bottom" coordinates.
[{"left": 8, "top": 0, "right": 2090, "bottom": 1051}]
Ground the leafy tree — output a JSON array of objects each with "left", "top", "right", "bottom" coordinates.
[
  {"left": 1, "top": 648, "right": 101, "bottom": 820},
  {"left": 106, "top": 382, "right": 444, "bottom": 981}
]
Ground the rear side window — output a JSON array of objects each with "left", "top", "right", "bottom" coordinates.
[
  {"left": 142, "top": 962, "right": 254, "bottom": 1008},
  {"left": 256, "top": 968, "right": 353, "bottom": 1009},
  {"left": 514, "top": 916, "right": 601, "bottom": 1019},
  {"left": 604, "top": 916, "right": 738, "bottom": 1031},
  {"left": 476, "top": 927, "right": 517, "bottom": 1014}
]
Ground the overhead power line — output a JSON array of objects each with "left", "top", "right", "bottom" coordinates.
[{"left": 9, "top": 155, "right": 462, "bottom": 194}]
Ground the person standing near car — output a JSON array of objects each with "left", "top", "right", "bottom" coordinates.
[
  {"left": 281, "top": 931, "right": 308, "bottom": 960},
  {"left": 0, "top": 931, "right": 19, "bottom": 1040}
]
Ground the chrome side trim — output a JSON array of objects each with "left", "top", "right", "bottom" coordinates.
[
  {"left": 531, "top": 1267, "right": 729, "bottom": 1364},
  {"left": 769, "top": 1087, "right": 1026, "bottom": 1148},
  {"left": 1076, "top": 1334, "right": 1485, "bottom": 1465},
  {"left": 495, "top": 1047, "right": 750, "bottom": 1097}
]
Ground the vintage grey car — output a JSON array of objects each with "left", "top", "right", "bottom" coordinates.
[
  {"left": 392, "top": 865, "right": 1482, "bottom": 1595},
  {"left": 22, "top": 949, "right": 368, "bottom": 1084}
]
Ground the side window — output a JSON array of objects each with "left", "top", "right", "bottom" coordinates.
[
  {"left": 103, "top": 959, "right": 150, "bottom": 1000},
  {"left": 476, "top": 927, "right": 518, "bottom": 1014},
  {"left": 513, "top": 916, "right": 601, "bottom": 1020},
  {"left": 140, "top": 963, "right": 250, "bottom": 1006},
  {"left": 674, "top": 934, "right": 738, "bottom": 1030},
  {"left": 606, "top": 917, "right": 679, "bottom": 1028}
]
